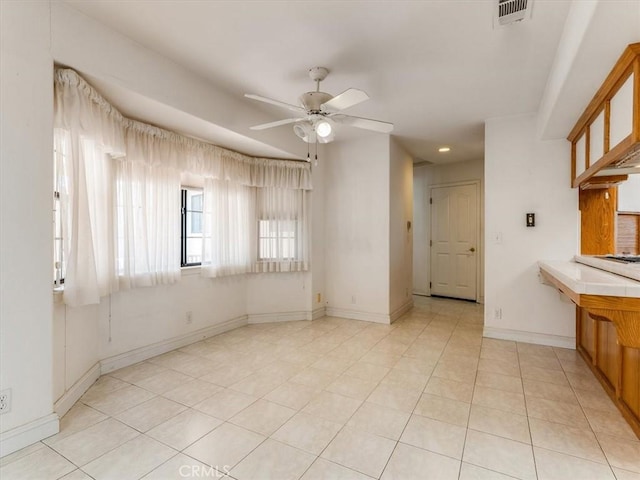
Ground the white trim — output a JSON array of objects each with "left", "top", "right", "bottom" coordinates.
[
  {"left": 311, "top": 306, "right": 326, "bottom": 320},
  {"left": 100, "top": 315, "right": 248, "bottom": 374},
  {"left": 325, "top": 307, "right": 391, "bottom": 324},
  {"left": 390, "top": 299, "right": 414, "bottom": 323},
  {"left": 247, "top": 311, "right": 310, "bottom": 324},
  {"left": 54, "top": 362, "right": 101, "bottom": 418},
  {"left": 0, "top": 414, "right": 59, "bottom": 458},
  {"left": 483, "top": 326, "right": 575, "bottom": 349}
]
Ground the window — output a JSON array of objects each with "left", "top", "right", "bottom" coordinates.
[
  {"left": 53, "top": 134, "right": 68, "bottom": 287},
  {"left": 258, "top": 219, "right": 297, "bottom": 261},
  {"left": 181, "top": 187, "right": 203, "bottom": 266}
]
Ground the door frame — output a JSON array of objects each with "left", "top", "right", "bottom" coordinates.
[{"left": 428, "top": 180, "right": 482, "bottom": 302}]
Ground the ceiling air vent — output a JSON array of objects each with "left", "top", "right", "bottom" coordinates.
[{"left": 496, "top": 0, "right": 532, "bottom": 26}]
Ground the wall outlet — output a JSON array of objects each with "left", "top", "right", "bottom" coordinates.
[
  {"left": 316, "top": 293, "right": 321, "bottom": 303},
  {"left": 186, "top": 311, "right": 193, "bottom": 324},
  {"left": 0, "top": 389, "right": 11, "bottom": 414},
  {"left": 494, "top": 307, "right": 502, "bottom": 320}
]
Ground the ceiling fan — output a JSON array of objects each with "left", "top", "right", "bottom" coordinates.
[{"left": 245, "top": 67, "right": 393, "bottom": 144}]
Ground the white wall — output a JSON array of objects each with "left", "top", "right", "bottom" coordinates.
[
  {"left": 389, "top": 138, "right": 414, "bottom": 316},
  {"left": 484, "top": 114, "right": 578, "bottom": 347},
  {"left": 0, "top": 0, "right": 58, "bottom": 453},
  {"left": 618, "top": 174, "right": 640, "bottom": 212},
  {"left": 324, "top": 136, "right": 391, "bottom": 322},
  {"left": 413, "top": 159, "right": 484, "bottom": 299}
]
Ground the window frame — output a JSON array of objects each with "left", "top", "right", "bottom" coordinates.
[
  {"left": 180, "top": 187, "right": 204, "bottom": 267},
  {"left": 256, "top": 218, "right": 298, "bottom": 262}
]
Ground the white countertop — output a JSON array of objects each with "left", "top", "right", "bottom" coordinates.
[
  {"left": 574, "top": 255, "right": 640, "bottom": 282},
  {"left": 538, "top": 260, "right": 640, "bottom": 298}
]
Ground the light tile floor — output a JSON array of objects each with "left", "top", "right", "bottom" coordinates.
[{"left": 3, "top": 296, "right": 640, "bottom": 479}]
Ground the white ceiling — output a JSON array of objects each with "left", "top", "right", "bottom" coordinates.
[{"left": 63, "top": 0, "right": 574, "bottom": 164}]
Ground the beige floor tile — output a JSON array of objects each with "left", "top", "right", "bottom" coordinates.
[
  {"left": 520, "top": 364, "right": 569, "bottom": 386},
  {"left": 302, "top": 391, "right": 362, "bottom": 424},
  {"left": 147, "top": 350, "right": 197, "bottom": 369},
  {"left": 346, "top": 402, "right": 411, "bottom": 440},
  {"left": 517, "top": 343, "right": 555, "bottom": 356},
  {"left": 310, "top": 355, "right": 355, "bottom": 373},
  {"left": 263, "top": 381, "right": 320, "bottom": 410},
  {"left": 168, "top": 356, "right": 220, "bottom": 378},
  {"left": 82, "top": 435, "right": 176, "bottom": 480},
  {"left": 229, "top": 399, "right": 296, "bottom": 436},
  {"left": 432, "top": 363, "right": 477, "bottom": 383},
  {"left": 381, "top": 442, "right": 460, "bottom": 480},
  {"left": 518, "top": 353, "right": 562, "bottom": 371},
  {"left": 463, "top": 430, "right": 536, "bottom": 480},
  {"left": 301, "top": 458, "right": 374, "bottom": 480},
  {"left": 458, "top": 462, "right": 515, "bottom": 480},
  {"left": 528, "top": 418, "right": 607, "bottom": 464},
  {"left": 477, "top": 357, "right": 520, "bottom": 377},
  {"left": 0, "top": 442, "right": 46, "bottom": 468},
  {"left": 400, "top": 414, "right": 466, "bottom": 459},
  {"left": 481, "top": 338, "right": 517, "bottom": 352},
  {"left": 325, "top": 375, "right": 379, "bottom": 401},
  {"left": 199, "top": 363, "right": 254, "bottom": 387},
  {"left": 474, "top": 370, "right": 522, "bottom": 394},
  {"left": 0, "top": 444, "right": 76, "bottom": 480},
  {"left": 366, "top": 383, "right": 422, "bottom": 413},
  {"left": 230, "top": 438, "right": 315, "bottom": 480},
  {"left": 525, "top": 396, "right": 590, "bottom": 429},
  {"left": 424, "top": 376, "right": 474, "bottom": 403},
  {"left": 574, "top": 387, "right": 619, "bottom": 413},
  {"left": 109, "top": 362, "right": 168, "bottom": 384},
  {"left": 468, "top": 404, "right": 530, "bottom": 443},
  {"left": 598, "top": 433, "right": 640, "bottom": 473},
  {"left": 60, "top": 469, "right": 94, "bottom": 479},
  {"left": 613, "top": 467, "right": 640, "bottom": 480},
  {"left": 44, "top": 403, "right": 108, "bottom": 443},
  {"left": 161, "top": 378, "right": 223, "bottom": 407},
  {"left": 228, "top": 371, "right": 284, "bottom": 397},
  {"left": 359, "top": 350, "right": 401, "bottom": 368},
  {"left": 142, "top": 453, "right": 214, "bottom": 479},
  {"left": 344, "top": 362, "right": 391, "bottom": 383},
  {"left": 321, "top": 426, "right": 396, "bottom": 478},
  {"left": 192, "top": 389, "right": 257, "bottom": 420},
  {"left": 146, "top": 409, "right": 222, "bottom": 450},
  {"left": 393, "top": 356, "right": 436, "bottom": 375},
  {"left": 472, "top": 385, "right": 526, "bottom": 415},
  {"left": 81, "top": 376, "right": 130, "bottom": 403},
  {"left": 523, "top": 378, "right": 578, "bottom": 404},
  {"left": 272, "top": 412, "right": 342, "bottom": 455},
  {"left": 480, "top": 347, "right": 519, "bottom": 363},
  {"left": 183, "top": 423, "right": 265, "bottom": 471},
  {"left": 566, "top": 370, "right": 607, "bottom": 391},
  {"left": 413, "top": 393, "right": 470, "bottom": 427},
  {"left": 47, "top": 418, "right": 139, "bottom": 466},
  {"left": 381, "top": 369, "right": 430, "bottom": 391},
  {"left": 290, "top": 367, "right": 342, "bottom": 389},
  {"left": 81, "top": 384, "right": 156, "bottom": 416},
  {"left": 534, "top": 446, "right": 616, "bottom": 480},
  {"left": 583, "top": 407, "right": 638, "bottom": 441},
  {"left": 115, "top": 396, "right": 187, "bottom": 432}
]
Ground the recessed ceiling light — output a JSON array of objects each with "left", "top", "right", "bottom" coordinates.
[{"left": 438, "top": 146, "right": 451, "bottom": 153}]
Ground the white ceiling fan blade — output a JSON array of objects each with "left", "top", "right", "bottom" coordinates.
[
  {"left": 322, "top": 88, "right": 369, "bottom": 112},
  {"left": 250, "top": 117, "right": 304, "bottom": 131},
  {"left": 332, "top": 114, "right": 394, "bottom": 133},
  {"left": 245, "top": 94, "right": 305, "bottom": 113}
]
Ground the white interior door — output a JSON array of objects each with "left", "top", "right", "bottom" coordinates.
[{"left": 430, "top": 184, "right": 478, "bottom": 300}]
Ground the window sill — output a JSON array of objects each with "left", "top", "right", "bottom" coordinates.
[{"left": 181, "top": 265, "right": 202, "bottom": 277}]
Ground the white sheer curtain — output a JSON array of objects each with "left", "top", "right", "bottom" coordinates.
[{"left": 54, "top": 68, "right": 313, "bottom": 306}]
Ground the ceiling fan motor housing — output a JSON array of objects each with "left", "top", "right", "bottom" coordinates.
[{"left": 299, "top": 91, "right": 333, "bottom": 114}]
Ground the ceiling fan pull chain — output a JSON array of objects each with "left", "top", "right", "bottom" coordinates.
[{"left": 315, "top": 139, "right": 318, "bottom": 166}]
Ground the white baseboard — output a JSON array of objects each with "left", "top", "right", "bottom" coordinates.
[
  {"left": 0, "top": 413, "right": 59, "bottom": 458},
  {"left": 100, "top": 315, "right": 248, "bottom": 374},
  {"left": 310, "top": 306, "right": 326, "bottom": 320},
  {"left": 483, "top": 326, "right": 575, "bottom": 349},
  {"left": 412, "top": 290, "right": 429, "bottom": 296},
  {"left": 325, "top": 307, "right": 391, "bottom": 324},
  {"left": 390, "top": 299, "right": 414, "bottom": 323},
  {"left": 247, "top": 311, "right": 312, "bottom": 324},
  {"left": 54, "top": 362, "right": 101, "bottom": 418}
]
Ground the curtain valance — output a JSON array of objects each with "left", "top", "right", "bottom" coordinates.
[{"left": 54, "top": 68, "right": 312, "bottom": 190}]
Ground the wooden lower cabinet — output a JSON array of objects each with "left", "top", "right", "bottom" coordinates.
[{"left": 577, "top": 307, "right": 640, "bottom": 438}]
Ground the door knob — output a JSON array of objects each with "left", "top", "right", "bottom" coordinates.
[{"left": 469, "top": 247, "right": 475, "bottom": 252}]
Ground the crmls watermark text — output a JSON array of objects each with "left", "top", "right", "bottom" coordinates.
[{"left": 179, "top": 465, "right": 231, "bottom": 478}]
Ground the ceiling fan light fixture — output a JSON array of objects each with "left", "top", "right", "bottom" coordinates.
[
  {"left": 315, "top": 120, "right": 332, "bottom": 138},
  {"left": 438, "top": 146, "right": 451, "bottom": 153}
]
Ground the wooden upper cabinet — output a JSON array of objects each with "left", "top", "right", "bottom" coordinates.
[{"left": 569, "top": 43, "right": 640, "bottom": 189}]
